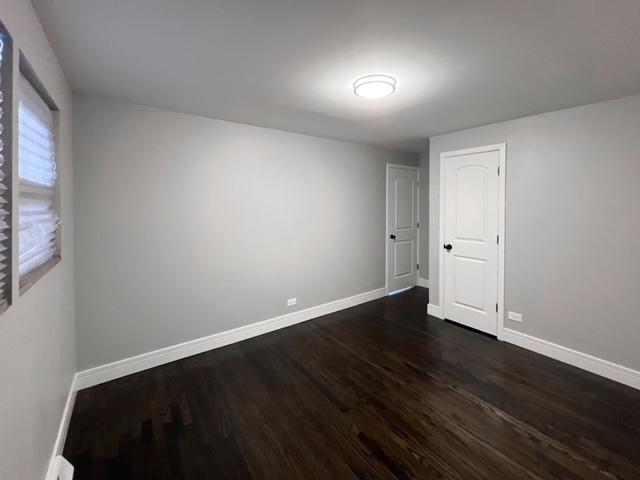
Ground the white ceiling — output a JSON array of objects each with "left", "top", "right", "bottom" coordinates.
[{"left": 33, "top": 0, "right": 640, "bottom": 153}]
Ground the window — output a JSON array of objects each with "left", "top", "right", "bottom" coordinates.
[
  {"left": 18, "top": 67, "right": 60, "bottom": 292},
  {"left": 0, "top": 24, "right": 12, "bottom": 311}
]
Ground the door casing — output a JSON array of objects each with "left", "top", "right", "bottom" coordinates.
[
  {"left": 437, "top": 144, "right": 506, "bottom": 339},
  {"left": 385, "top": 163, "right": 420, "bottom": 295}
]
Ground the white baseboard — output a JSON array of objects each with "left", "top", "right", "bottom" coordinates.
[
  {"left": 46, "top": 374, "right": 78, "bottom": 480},
  {"left": 75, "top": 287, "right": 388, "bottom": 390},
  {"left": 388, "top": 286, "right": 413, "bottom": 296},
  {"left": 47, "top": 456, "right": 74, "bottom": 480},
  {"left": 417, "top": 277, "right": 430, "bottom": 288},
  {"left": 502, "top": 328, "right": 640, "bottom": 391},
  {"left": 427, "top": 303, "right": 443, "bottom": 319}
]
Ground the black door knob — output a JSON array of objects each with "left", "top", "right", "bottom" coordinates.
[
  {"left": 443, "top": 243, "right": 453, "bottom": 251},
  {"left": 390, "top": 234, "right": 396, "bottom": 240}
]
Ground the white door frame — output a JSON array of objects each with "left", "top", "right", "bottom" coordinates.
[
  {"left": 437, "top": 144, "right": 506, "bottom": 339},
  {"left": 385, "top": 163, "right": 420, "bottom": 295}
]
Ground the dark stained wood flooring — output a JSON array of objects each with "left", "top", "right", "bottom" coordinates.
[{"left": 64, "top": 287, "right": 640, "bottom": 479}]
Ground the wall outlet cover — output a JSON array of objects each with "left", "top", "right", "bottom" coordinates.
[
  {"left": 287, "top": 298, "right": 297, "bottom": 307},
  {"left": 508, "top": 311, "right": 523, "bottom": 322}
]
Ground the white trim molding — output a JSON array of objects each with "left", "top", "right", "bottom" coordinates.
[
  {"left": 46, "top": 374, "right": 78, "bottom": 480},
  {"left": 388, "top": 286, "right": 414, "bottom": 296},
  {"left": 46, "top": 456, "right": 74, "bottom": 480},
  {"left": 427, "top": 303, "right": 444, "bottom": 319},
  {"left": 502, "top": 328, "right": 640, "bottom": 391},
  {"left": 75, "top": 287, "right": 387, "bottom": 390},
  {"left": 417, "top": 277, "right": 430, "bottom": 288},
  {"left": 438, "top": 143, "right": 506, "bottom": 337}
]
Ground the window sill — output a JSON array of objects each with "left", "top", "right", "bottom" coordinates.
[{"left": 20, "top": 255, "right": 61, "bottom": 296}]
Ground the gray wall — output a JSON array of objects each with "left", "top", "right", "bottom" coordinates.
[
  {"left": 418, "top": 148, "right": 429, "bottom": 282},
  {"left": 0, "top": 1, "right": 76, "bottom": 479},
  {"left": 73, "top": 96, "right": 418, "bottom": 370},
  {"left": 429, "top": 94, "right": 640, "bottom": 371}
]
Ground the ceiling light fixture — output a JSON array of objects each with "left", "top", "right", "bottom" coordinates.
[{"left": 353, "top": 74, "right": 396, "bottom": 99}]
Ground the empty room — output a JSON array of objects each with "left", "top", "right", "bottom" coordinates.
[{"left": 1, "top": 0, "right": 640, "bottom": 479}]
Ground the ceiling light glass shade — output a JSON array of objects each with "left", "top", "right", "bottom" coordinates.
[{"left": 353, "top": 74, "right": 396, "bottom": 99}]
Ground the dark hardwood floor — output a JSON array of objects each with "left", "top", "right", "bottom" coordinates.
[{"left": 64, "top": 287, "right": 640, "bottom": 479}]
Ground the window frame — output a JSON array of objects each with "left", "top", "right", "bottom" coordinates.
[
  {"left": 0, "top": 22, "right": 13, "bottom": 313},
  {"left": 17, "top": 53, "right": 61, "bottom": 295}
]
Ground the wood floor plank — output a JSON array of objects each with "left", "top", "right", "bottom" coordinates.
[{"left": 64, "top": 288, "right": 640, "bottom": 479}]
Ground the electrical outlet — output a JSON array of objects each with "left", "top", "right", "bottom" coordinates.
[
  {"left": 287, "top": 298, "right": 297, "bottom": 307},
  {"left": 508, "top": 311, "right": 523, "bottom": 322}
]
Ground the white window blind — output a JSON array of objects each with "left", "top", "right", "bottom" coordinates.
[
  {"left": 18, "top": 73, "right": 59, "bottom": 279},
  {"left": 0, "top": 35, "right": 10, "bottom": 308}
]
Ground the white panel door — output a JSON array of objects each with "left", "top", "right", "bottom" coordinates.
[
  {"left": 387, "top": 165, "right": 418, "bottom": 294},
  {"left": 443, "top": 150, "right": 499, "bottom": 334}
]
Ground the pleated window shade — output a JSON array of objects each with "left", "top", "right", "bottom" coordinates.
[
  {"left": 0, "top": 34, "right": 10, "bottom": 310},
  {"left": 18, "top": 73, "right": 59, "bottom": 282}
]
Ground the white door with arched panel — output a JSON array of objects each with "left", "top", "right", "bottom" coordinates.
[
  {"left": 443, "top": 147, "right": 501, "bottom": 334},
  {"left": 386, "top": 165, "right": 419, "bottom": 295}
]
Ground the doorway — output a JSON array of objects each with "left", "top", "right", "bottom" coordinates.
[
  {"left": 437, "top": 144, "right": 505, "bottom": 336},
  {"left": 386, "top": 164, "right": 419, "bottom": 295}
]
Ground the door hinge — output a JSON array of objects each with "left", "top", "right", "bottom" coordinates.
[
  {"left": 417, "top": 263, "right": 419, "bottom": 270},
  {"left": 416, "top": 221, "right": 420, "bottom": 228},
  {"left": 497, "top": 166, "right": 500, "bottom": 175},
  {"left": 497, "top": 235, "right": 499, "bottom": 244},
  {"left": 496, "top": 303, "right": 498, "bottom": 312}
]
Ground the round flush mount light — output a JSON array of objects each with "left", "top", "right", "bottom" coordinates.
[{"left": 353, "top": 74, "right": 396, "bottom": 99}]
